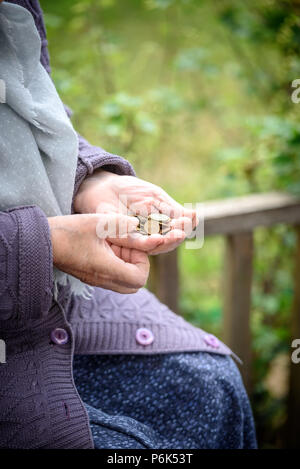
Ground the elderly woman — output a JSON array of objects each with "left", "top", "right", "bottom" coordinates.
[{"left": 0, "top": 0, "right": 256, "bottom": 449}]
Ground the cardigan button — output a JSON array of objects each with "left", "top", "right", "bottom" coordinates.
[
  {"left": 50, "top": 328, "right": 69, "bottom": 345},
  {"left": 203, "top": 334, "right": 220, "bottom": 349},
  {"left": 135, "top": 327, "right": 154, "bottom": 346}
]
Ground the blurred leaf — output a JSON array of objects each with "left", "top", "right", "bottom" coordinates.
[{"left": 174, "top": 47, "right": 209, "bottom": 71}]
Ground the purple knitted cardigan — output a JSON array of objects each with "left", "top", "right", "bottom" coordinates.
[{"left": 0, "top": 0, "right": 233, "bottom": 449}]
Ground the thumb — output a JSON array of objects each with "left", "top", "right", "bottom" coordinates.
[{"left": 108, "top": 245, "right": 150, "bottom": 290}]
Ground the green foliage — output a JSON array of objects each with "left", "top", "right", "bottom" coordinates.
[{"left": 41, "top": 0, "right": 300, "bottom": 448}]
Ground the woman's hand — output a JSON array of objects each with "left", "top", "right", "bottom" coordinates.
[
  {"left": 73, "top": 171, "right": 198, "bottom": 255},
  {"left": 48, "top": 213, "right": 150, "bottom": 293}
]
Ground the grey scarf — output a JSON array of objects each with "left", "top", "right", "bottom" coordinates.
[{"left": 0, "top": 2, "right": 89, "bottom": 296}]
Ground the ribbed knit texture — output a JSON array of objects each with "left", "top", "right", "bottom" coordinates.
[
  {"left": 72, "top": 135, "right": 135, "bottom": 213},
  {"left": 68, "top": 287, "right": 232, "bottom": 357},
  {"left": 0, "top": 206, "right": 93, "bottom": 448}
]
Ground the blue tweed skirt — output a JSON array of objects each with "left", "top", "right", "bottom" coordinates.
[{"left": 73, "top": 352, "right": 257, "bottom": 449}]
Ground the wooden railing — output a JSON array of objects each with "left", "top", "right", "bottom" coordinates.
[{"left": 149, "top": 192, "right": 300, "bottom": 447}]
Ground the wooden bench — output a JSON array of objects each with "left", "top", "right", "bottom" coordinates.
[{"left": 149, "top": 192, "right": 300, "bottom": 447}]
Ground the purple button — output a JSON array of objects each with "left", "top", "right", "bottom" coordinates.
[
  {"left": 136, "top": 328, "right": 154, "bottom": 346},
  {"left": 203, "top": 334, "right": 220, "bottom": 349},
  {"left": 50, "top": 328, "right": 69, "bottom": 345}
]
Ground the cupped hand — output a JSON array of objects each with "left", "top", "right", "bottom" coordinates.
[
  {"left": 73, "top": 170, "right": 198, "bottom": 255},
  {"left": 48, "top": 213, "right": 150, "bottom": 293}
]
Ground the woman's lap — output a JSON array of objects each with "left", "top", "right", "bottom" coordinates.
[{"left": 73, "top": 352, "right": 257, "bottom": 449}]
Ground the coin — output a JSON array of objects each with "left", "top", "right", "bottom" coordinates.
[
  {"left": 148, "top": 213, "right": 171, "bottom": 223},
  {"left": 132, "top": 212, "right": 171, "bottom": 236},
  {"left": 161, "top": 226, "right": 171, "bottom": 235},
  {"left": 143, "top": 219, "right": 160, "bottom": 235},
  {"left": 137, "top": 214, "right": 147, "bottom": 224},
  {"left": 132, "top": 215, "right": 146, "bottom": 233},
  {"left": 137, "top": 226, "right": 148, "bottom": 235}
]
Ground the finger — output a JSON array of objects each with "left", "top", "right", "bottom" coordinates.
[
  {"left": 106, "top": 246, "right": 150, "bottom": 290},
  {"left": 161, "top": 228, "right": 186, "bottom": 241},
  {"left": 154, "top": 192, "right": 198, "bottom": 227},
  {"left": 148, "top": 230, "right": 186, "bottom": 255},
  {"left": 131, "top": 196, "right": 197, "bottom": 230},
  {"left": 170, "top": 216, "right": 193, "bottom": 236},
  {"left": 96, "top": 213, "right": 139, "bottom": 239},
  {"left": 149, "top": 239, "right": 183, "bottom": 255},
  {"left": 108, "top": 232, "right": 164, "bottom": 252},
  {"left": 110, "top": 227, "right": 185, "bottom": 252},
  {"left": 129, "top": 198, "right": 160, "bottom": 217},
  {"left": 108, "top": 244, "right": 150, "bottom": 279},
  {"left": 64, "top": 258, "right": 143, "bottom": 294},
  {"left": 90, "top": 277, "right": 141, "bottom": 294},
  {"left": 96, "top": 278, "right": 142, "bottom": 294},
  {"left": 119, "top": 246, "right": 133, "bottom": 263},
  {"left": 109, "top": 243, "right": 121, "bottom": 258},
  {"left": 108, "top": 285, "right": 141, "bottom": 294}
]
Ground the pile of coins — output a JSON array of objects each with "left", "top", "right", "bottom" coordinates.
[{"left": 135, "top": 213, "right": 171, "bottom": 235}]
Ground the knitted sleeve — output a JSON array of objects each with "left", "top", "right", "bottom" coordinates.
[
  {"left": 0, "top": 205, "right": 53, "bottom": 320},
  {"left": 61, "top": 105, "right": 136, "bottom": 211},
  {"left": 73, "top": 134, "right": 136, "bottom": 210}
]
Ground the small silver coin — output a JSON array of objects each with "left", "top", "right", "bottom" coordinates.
[
  {"left": 148, "top": 213, "right": 171, "bottom": 223},
  {"left": 161, "top": 226, "right": 171, "bottom": 235},
  {"left": 137, "top": 214, "right": 147, "bottom": 224},
  {"left": 132, "top": 215, "right": 146, "bottom": 233},
  {"left": 138, "top": 227, "right": 148, "bottom": 235},
  {"left": 133, "top": 213, "right": 171, "bottom": 236},
  {"left": 143, "top": 219, "right": 160, "bottom": 235},
  {"left": 160, "top": 221, "right": 171, "bottom": 228}
]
